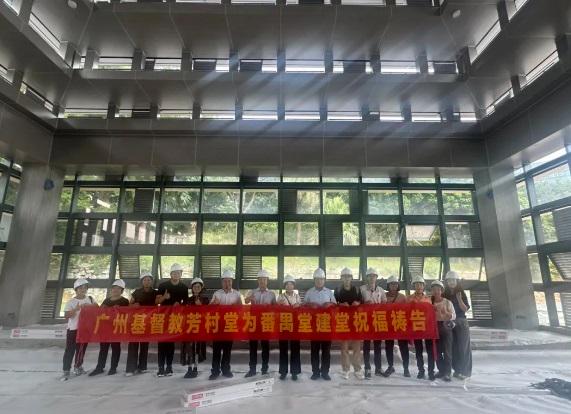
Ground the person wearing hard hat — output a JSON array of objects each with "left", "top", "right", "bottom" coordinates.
[
  {"left": 303, "top": 267, "right": 337, "bottom": 381},
  {"left": 155, "top": 263, "right": 189, "bottom": 377},
  {"left": 443, "top": 270, "right": 472, "bottom": 380},
  {"left": 383, "top": 275, "right": 411, "bottom": 378},
  {"left": 407, "top": 275, "right": 435, "bottom": 380},
  {"left": 431, "top": 280, "right": 456, "bottom": 382},
  {"left": 335, "top": 267, "right": 365, "bottom": 380},
  {"left": 60, "top": 278, "right": 98, "bottom": 381},
  {"left": 244, "top": 269, "right": 277, "bottom": 378},
  {"left": 182, "top": 277, "right": 210, "bottom": 379},
  {"left": 125, "top": 271, "right": 158, "bottom": 377},
  {"left": 277, "top": 274, "right": 302, "bottom": 381},
  {"left": 89, "top": 279, "right": 130, "bottom": 377},
  {"left": 209, "top": 269, "right": 242, "bottom": 380},
  {"left": 360, "top": 267, "right": 386, "bottom": 378}
]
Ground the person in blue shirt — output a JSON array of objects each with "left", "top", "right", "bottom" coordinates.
[{"left": 443, "top": 271, "right": 472, "bottom": 379}]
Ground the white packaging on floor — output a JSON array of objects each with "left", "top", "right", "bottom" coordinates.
[
  {"left": 184, "top": 377, "right": 274, "bottom": 403},
  {"left": 182, "top": 385, "right": 273, "bottom": 408}
]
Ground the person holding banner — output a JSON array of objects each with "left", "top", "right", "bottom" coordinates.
[
  {"left": 304, "top": 267, "right": 337, "bottom": 381},
  {"left": 360, "top": 267, "right": 386, "bottom": 378},
  {"left": 182, "top": 277, "right": 210, "bottom": 379},
  {"left": 244, "top": 269, "right": 277, "bottom": 378},
  {"left": 443, "top": 271, "right": 472, "bottom": 380},
  {"left": 277, "top": 274, "right": 302, "bottom": 381},
  {"left": 155, "top": 263, "right": 189, "bottom": 377},
  {"left": 60, "top": 278, "right": 98, "bottom": 381},
  {"left": 125, "top": 271, "right": 158, "bottom": 377},
  {"left": 408, "top": 275, "right": 435, "bottom": 380},
  {"left": 383, "top": 275, "right": 411, "bottom": 378},
  {"left": 431, "top": 280, "right": 456, "bottom": 382},
  {"left": 89, "top": 279, "right": 130, "bottom": 377},
  {"left": 335, "top": 267, "right": 365, "bottom": 380},
  {"left": 209, "top": 269, "right": 242, "bottom": 380}
]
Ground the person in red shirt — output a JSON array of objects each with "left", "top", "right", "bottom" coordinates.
[{"left": 407, "top": 275, "right": 435, "bottom": 380}]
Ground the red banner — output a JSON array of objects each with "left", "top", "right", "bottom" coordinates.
[{"left": 77, "top": 303, "right": 438, "bottom": 343}]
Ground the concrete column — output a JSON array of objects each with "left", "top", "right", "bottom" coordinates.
[
  {"left": 474, "top": 165, "right": 539, "bottom": 330},
  {"left": 0, "top": 164, "right": 64, "bottom": 327}
]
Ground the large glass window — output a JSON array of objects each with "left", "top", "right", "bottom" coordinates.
[
  {"left": 202, "top": 189, "right": 240, "bottom": 214},
  {"left": 284, "top": 222, "right": 319, "bottom": 245},
  {"left": 323, "top": 190, "right": 350, "bottom": 215},
  {"left": 122, "top": 188, "right": 160, "bottom": 213},
  {"left": 67, "top": 254, "right": 112, "bottom": 279},
  {"left": 4, "top": 177, "right": 20, "bottom": 206},
  {"left": 297, "top": 191, "right": 320, "bottom": 214},
  {"left": 342, "top": 223, "right": 360, "bottom": 246},
  {"left": 162, "top": 221, "right": 197, "bottom": 244},
  {"left": 406, "top": 225, "right": 441, "bottom": 247},
  {"left": 516, "top": 181, "right": 530, "bottom": 210},
  {"left": 54, "top": 220, "right": 68, "bottom": 246},
  {"left": 59, "top": 187, "right": 73, "bottom": 212},
  {"left": 243, "top": 222, "right": 278, "bottom": 245},
  {"left": 522, "top": 216, "right": 536, "bottom": 246},
  {"left": 442, "top": 190, "right": 474, "bottom": 215},
  {"left": 528, "top": 253, "right": 543, "bottom": 283},
  {"left": 446, "top": 222, "right": 473, "bottom": 248},
  {"left": 326, "top": 257, "right": 360, "bottom": 279},
  {"left": 242, "top": 189, "right": 278, "bottom": 214},
  {"left": 117, "top": 255, "right": 153, "bottom": 278},
  {"left": 202, "top": 222, "right": 237, "bottom": 245},
  {"left": 74, "top": 188, "right": 120, "bottom": 213},
  {"left": 402, "top": 190, "right": 438, "bottom": 215},
  {"left": 284, "top": 256, "right": 319, "bottom": 279},
  {"left": 120, "top": 221, "right": 157, "bottom": 244},
  {"left": 48, "top": 253, "right": 62, "bottom": 281},
  {"left": 533, "top": 164, "right": 571, "bottom": 205},
  {"left": 449, "top": 257, "right": 486, "bottom": 281},
  {"left": 367, "top": 190, "right": 399, "bottom": 215},
  {"left": 366, "top": 257, "right": 401, "bottom": 279},
  {"left": 60, "top": 288, "right": 108, "bottom": 316},
  {"left": 0, "top": 212, "right": 12, "bottom": 242},
  {"left": 365, "top": 223, "right": 400, "bottom": 246},
  {"left": 72, "top": 218, "right": 116, "bottom": 247},
  {"left": 160, "top": 256, "right": 195, "bottom": 279},
  {"left": 162, "top": 189, "right": 200, "bottom": 213}
]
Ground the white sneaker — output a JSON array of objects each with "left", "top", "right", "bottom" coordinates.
[
  {"left": 341, "top": 370, "right": 350, "bottom": 380},
  {"left": 74, "top": 367, "right": 86, "bottom": 376},
  {"left": 125, "top": 372, "right": 134, "bottom": 377},
  {"left": 354, "top": 370, "right": 365, "bottom": 380},
  {"left": 60, "top": 371, "right": 70, "bottom": 382}
]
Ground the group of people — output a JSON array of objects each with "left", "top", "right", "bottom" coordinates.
[{"left": 61, "top": 264, "right": 472, "bottom": 384}]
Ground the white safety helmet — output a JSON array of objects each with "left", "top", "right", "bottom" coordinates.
[
  {"left": 411, "top": 276, "right": 425, "bottom": 285},
  {"left": 73, "top": 278, "right": 89, "bottom": 289},
  {"left": 445, "top": 270, "right": 461, "bottom": 280},
  {"left": 191, "top": 277, "right": 204, "bottom": 287},
  {"left": 387, "top": 275, "right": 399, "bottom": 285},
  {"left": 365, "top": 267, "right": 378, "bottom": 278},
  {"left": 221, "top": 269, "right": 236, "bottom": 279},
  {"left": 140, "top": 271, "right": 153, "bottom": 280},
  {"left": 431, "top": 280, "right": 445, "bottom": 289},
  {"left": 170, "top": 263, "right": 184, "bottom": 273},
  {"left": 257, "top": 268, "right": 270, "bottom": 279},
  {"left": 283, "top": 274, "right": 296, "bottom": 286},
  {"left": 340, "top": 267, "right": 353, "bottom": 278},
  {"left": 112, "top": 279, "right": 126, "bottom": 289},
  {"left": 313, "top": 268, "right": 326, "bottom": 279}
]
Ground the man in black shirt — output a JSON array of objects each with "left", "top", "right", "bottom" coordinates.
[
  {"left": 89, "top": 279, "right": 130, "bottom": 377},
  {"left": 155, "top": 263, "right": 189, "bottom": 377},
  {"left": 125, "top": 271, "right": 158, "bottom": 376},
  {"left": 334, "top": 268, "right": 365, "bottom": 380}
]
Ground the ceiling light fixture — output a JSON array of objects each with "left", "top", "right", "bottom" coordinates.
[
  {"left": 67, "top": 0, "right": 77, "bottom": 9},
  {"left": 451, "top": 9, "right": 461, "bottom": 19}
]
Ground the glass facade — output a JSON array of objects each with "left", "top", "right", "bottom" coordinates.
[
  {"left": 41, "top": 173, "right": 487, "bottom": 320},
  {"left": 0, "top": 158, "right": 21, "bottom": 273}
]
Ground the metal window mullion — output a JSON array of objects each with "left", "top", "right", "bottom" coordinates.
[
  {"left": 319, "top": 187, "right": 325, "bottom": 276},
  {"left": 524, "top": 174, "right": 546, "bottom": 246},
  {"left": 278, "top": 179, "right": 284, "bottom": 289},
  {"left": 538, "top": 252, "right": 559, "bottom": 326},
  {"left": 236, "top": 183, "right": 244, "bottom": 289},
  {"left": 397, "top": 178, "right": 409, "bottom": 292},
  {"left": 195, "top": 179, "right": 205, "bottom": 279},
  {"left": 358, "top": 179, "right": 366, "bottom": 281},
  {"left": 153, "top": 177, "right": 165, "bottom": 281},
  {"left": 109, "top": 182, "right": 126, "bottom": 284},
  {"left": 436, "top": 176, "right": 449, "bottom": 278}
]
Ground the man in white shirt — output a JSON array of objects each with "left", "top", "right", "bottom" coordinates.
[
  {"left": 303, "top": 268, "right": 336, "bottom": 381},
  {"left": 210, "top": 270, "right": 242, "bottom": 380},
  {"left": 360, "top": 267, "right": 386, "bottom": 378},
  {"left": 244, "top": 269, "right": 276, "bottom": 377}
]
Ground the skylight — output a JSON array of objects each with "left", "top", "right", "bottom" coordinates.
[
  {"left": 379, "top": 112, "right": 404, "bottom": 122},
  {"left": 284, "top": 111, "right": 321, "bottom": 121},
  {"left": 327, "top": 111, "right": 362, "bottom": 121},
  {"left": 201, "top": 110, "right": 235, "bottom": 120},
  {"left": 380, "top": 61, "right": 418, "bottom": 74},
  {"left": 411, "top": 113, "right": 442, "bottom": 123},
  {"left": 242, "top": 110, "right": 278, "bottom": 121},
  {"left": 285, "top": 60, "right": 325, "bottom": 73}
]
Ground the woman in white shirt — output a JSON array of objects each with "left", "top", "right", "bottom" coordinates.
[
  {"left": 276, "top": 275, "right": 302, "bottom": 381},
  {"left": 430, "top": 280, "right": 456, "bottom": 382}
]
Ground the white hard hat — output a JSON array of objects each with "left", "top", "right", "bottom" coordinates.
[
  {"left": 387, "top": 275, "right": 399, "bottom": 285},
  {"left": 283, "top": 274, "right": 296, "bottom": 286},
  {"left": 257, "top": 268, "right": 270, "bottom": 279},
  {"left": 445, "top": 270, "right": 460, "bottom": 280},
  {"left": 431, "top": 280, "right": 445, "bottom": 289},
  {"left": 191, "top": 277, "right": 204, "bottom": 287},
  {"left": 313, "top": 268, "right": 326, "bottom": 279},
  {"left": 170, "top": 263, "right": 184, "bottom": 273},
  {"left": 221, "top": 269, "right": 236, "bottom": 279},
  {"left": 73, "top": 278, "right": 89, "bottom": 289},
  {"left": 140, "top": 271, "right": 153, "bottom": 280},
  {"left": 112, "top": 279, "right": 126, "bottom": 289},
  {"left": 366, "top": 267, "right": 378, "bottom": 277},
  {"left": 412, "top": 276, "right": 425, "bottom": 285},
  {"left": 340, "top": 267, "right": 353, "bottom": 278}
]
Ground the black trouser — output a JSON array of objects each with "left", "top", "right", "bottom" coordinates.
[
  {"left": 385, "top": 340, "right": 409, "bottom": 369},
  {"left": 436, "top": 322, "right": 453, "bottom": 376},
  {"left": 62, "top": 329, "right": 88, "bottom": 372},
  {"left": 211, "top": 341, "right": 233, "bottom": 375},
  {"left": 363, "top": 340, "right": 382, "bottom": 371},
  {"left": 126, "top": 342, "right": 149, "bottom": 373},
  {"left": 181, "top": 342, "right": 205, "bottom": 366},
  {"left": 249, "top": 340, "right": 270, "bottom": 372},
  {"left": 452, "top": 318, "right": 472, "bottom": 377},
  {"left": 279, "top": 340, "right": 301, "bottom": 375},
  {"left": 413, "top": 339, "right": 435, "bottom": 374},
  {"left": 157, "top": 342, "right": 175, "bottom": 370},
  {"left": 95, "top": 342, "right": 121, "bottom": 371},
  {"left": 310, "top": 341, "right": 331, "bottom": 375}
]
